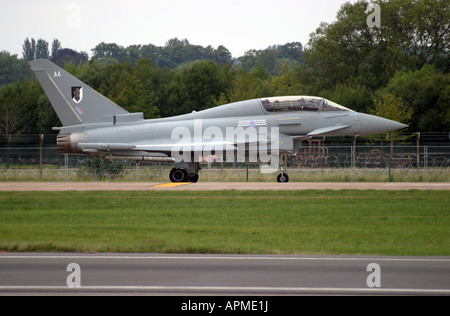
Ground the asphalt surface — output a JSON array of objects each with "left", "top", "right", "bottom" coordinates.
[
  {"left": 0, "top": 182, "right": 449, "bottom": 191},
  {"left": 0, "top": 253, "right": 449, "bottom": 295}
]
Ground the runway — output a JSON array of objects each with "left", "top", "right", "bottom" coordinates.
[
  {"left": 0, "top": 182, "right": 449, "bottom": 191},
  {"left": 0, "top": 253, "right": 449, "bottom": 295}
]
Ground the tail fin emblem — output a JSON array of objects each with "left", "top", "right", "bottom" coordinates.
[{"left": 71, "top": 87, "right": 83, "bottom": 103}]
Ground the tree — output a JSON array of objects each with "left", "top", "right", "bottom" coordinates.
[
  {"left": 22, "top": 38, "right": 36, "bottom": 61},
  {"left": 271, "top": 64, "right": 297, "bottom": 96},
  {"left": 79, "top": 58, "right": 102, "bottom": 90},
  {"left": 388, "top": 0, "right": 450, "bottom": 72},
  {"left": 36, "top": 94, "right": 60, "bottom": 133},
  {"left": 0, "top": 79, "right": 42, "bottom": 135},
  {"left": 381, "top": 65, "right": 449, "bottom": 132},
  {"left": 279, "top": 42, "right": 304, "bottom": 62},
  {"left": 371, "top": 93, "right": 411, "bottom": 124},
  {"left": 225, "top": 65, "right": 273, "bottom": 104},
  {"left": 163, "top": 60, "right": 232, "bottom": 116},
  {"left": 306, "top": 0, "right": 450, "bottom": 91},
  {"left": 209, "top": 45, "right": 232, "bottom": 66},
  {"left": 325, "top": 83, "right": 374, "bottom": 113},
  {"left": 90, "top": 61, "right": 159, "bottom": 119},
  {"left": 165, "top": 38, "right": 190, "bottom": 48},
  {"left": 91, "top": 42, "right": 127, "bottom": 62},
  {"left": 35, "top": 39, "right": 49, "bottom": 59},
  {"left": 22, "top": 38, "right": 51, "bottom": 60},
  {"left": 0, "top": 52, "right": 32, "bottom": 88},
  {"left": 236, "top": 42, "right": 305, "bottom": 76},
  {"left": 51, "top": 39, "right": 62, "bottom": 58},
  {"left": 370, "top": 92, "right": 413, "bottom": 140},
  {"left": 110, "top": 73, "right": 159, "bottom": 119},
  {"left": 0, "top": 83, "right": 26, "bottom": 136},
  {"left": 135, "top": 58, "right": 172, "bottom": 117},
  {"left": 50, "top": 48, "right": 88, "bottom": 68}
]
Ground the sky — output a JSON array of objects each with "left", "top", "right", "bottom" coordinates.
[{"left": 1, "top": 0, "right": 358, "bottom": 58}]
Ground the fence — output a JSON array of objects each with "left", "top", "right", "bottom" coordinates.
[{"left": 0, "top": 140, "right": 449, "bottom": 182}]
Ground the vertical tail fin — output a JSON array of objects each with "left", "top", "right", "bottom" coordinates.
[{"left": 30, "top": 59, "right": 129, "bottom": 126}]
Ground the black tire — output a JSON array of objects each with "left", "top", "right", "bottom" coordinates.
[
  {"left": 170, "top": 168, "right": 188, "bottom": 182},
  {"left": 277, "top": 173, "right": 289, "bottom": 183},
  {"left": 190, "top": 174, "right": 199, "bottom": 183}
]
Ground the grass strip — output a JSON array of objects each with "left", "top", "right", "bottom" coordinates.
[{"left": 0, "top": 190, "right": 448, "bottom": 255}]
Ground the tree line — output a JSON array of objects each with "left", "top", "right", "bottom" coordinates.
[{"left": 0, "top": 0, "right": 448, "bottom": 137}]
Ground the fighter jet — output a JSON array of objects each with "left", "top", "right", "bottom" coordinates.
[{"left": 30, "top": 59, "right": 407, "bottom": 183}]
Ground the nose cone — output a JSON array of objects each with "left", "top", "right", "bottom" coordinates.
[{"left": 358, "top": 113, "right": 408, "bottom": 135}]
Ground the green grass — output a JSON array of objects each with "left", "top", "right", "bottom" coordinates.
[
  {"left": 1, "top": 166, "right": 449, "bottom": 182},
  {"left": 0, "top": 190, "right": 448, "bottom": 255}
]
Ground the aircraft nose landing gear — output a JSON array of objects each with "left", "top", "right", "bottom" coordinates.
[
  {"left": 277, "top": 172, "right": 289, "bottom": 183},
  {"left": 277, "top": 154, "right": 290, "bottom": 183}
]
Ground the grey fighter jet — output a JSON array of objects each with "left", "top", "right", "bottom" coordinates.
[{"left": 30, "top": 59, "right": 407, "bottom": 183}]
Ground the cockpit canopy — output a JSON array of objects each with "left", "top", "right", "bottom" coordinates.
[{"left": 260, "top": 96, "right": 352, "bottom": 113}]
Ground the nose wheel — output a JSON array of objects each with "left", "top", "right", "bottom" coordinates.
[
  {"left": 277, "top": 153, "right": 290, "bottom": 183},
  {"left": 277, "top": 172, "right": 289, "bottom": 183}
]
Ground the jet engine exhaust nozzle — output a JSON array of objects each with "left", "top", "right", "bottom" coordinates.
[{"left": 57, "top": 132, "right": 84, "bottom": 154}]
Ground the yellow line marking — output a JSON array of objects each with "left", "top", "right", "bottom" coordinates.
[{"left": 152, "top": 183, "right": 191, "bottom": 188}]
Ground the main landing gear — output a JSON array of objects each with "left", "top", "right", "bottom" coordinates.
[
  {"left": 169, "top": 162, "right": 200, "bottom": 183},
  {"left": 169, "top": 168, "right": 199, "bottom": 183}
]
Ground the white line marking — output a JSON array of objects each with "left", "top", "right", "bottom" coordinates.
[
  {"left": 0, "top": 285, "right": 449, "bottom": 294},
  {"left": 0, "top": 255, "right": 449, "bottom": 262}
]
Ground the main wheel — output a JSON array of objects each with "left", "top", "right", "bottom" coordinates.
[
  {"left": 189, "top": 174, "right": 199, "bottom": 183},
  {"left": 170, "top": 168, "right": 188, "bottom": 182},
  {"left": 277, "top": 173, "right": 289, "bottom": 183}
]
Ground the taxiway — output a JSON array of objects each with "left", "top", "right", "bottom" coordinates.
[{"left": 0, "top": 253, "right": 449, "bottom": 295}]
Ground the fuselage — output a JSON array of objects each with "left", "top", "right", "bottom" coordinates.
[{"left": 58, "top": 96, "right": 405, "bottom": 158}]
